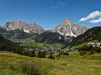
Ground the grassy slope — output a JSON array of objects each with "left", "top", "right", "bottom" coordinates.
[
  {"left": 8, "top": 38, "right": 44, "bottom": 48},
  {"left": 20, "top": 42, "right": 63, "bottom": 49},
  {"left": 7, "top": 38, "right": 31, "bottom": 41},
  {"left": 0, "top": 51, "right": 101, "bottom": 75},
  {"left": 71, "top": 40, "right": 100, "bottom": 49},
  {"left": 8, "top": 38, "right": 64, "bottom": 48}
]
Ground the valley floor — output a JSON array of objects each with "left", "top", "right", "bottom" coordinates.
[{"left": 0, "top": 51, "right": 101, "bottom": 75}]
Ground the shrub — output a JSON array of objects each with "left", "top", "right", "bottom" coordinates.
[
  {"left": 48, "top": 53, "right": 55, "bottom": 59},
  {"left": 21, "top": 62, "right": 40, "bottom": 75},
  {"left": 63, "top": 52, "right": 69, "bottom": 55},
  {"left": 59, "top": 51, "right": 69, "bottom": 55},
  {"left": 37, "top": 51, "right": 46, "bottom": 58},
  {"left": 78, "top": 45, "right": 101, "bottom": 55},
  {"left": 55, "top": 54, "right": 61, "bottom": 60},
  {"left": 29, "top": 50, "right": 36, "bottom": 57},
  {"left": 80, "top": 51, "right": 86, "bottom": 56}
]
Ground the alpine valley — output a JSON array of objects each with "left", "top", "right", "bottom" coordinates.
[
  {"left": 0, "top": 18, "right": 101, "bottom": 75},
  {"left": 0, "top": 0, "right": 101, "bottom": 75},
  {"left": 0, "top": 18, "right": 88, "bottom": 42}
]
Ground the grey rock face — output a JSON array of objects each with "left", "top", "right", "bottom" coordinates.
[
  {"left": 53, "top": 18, "right": 88, "bottom": 37},
  {"left": 3, "top": 20, "right": 44, "bottom": 34}
]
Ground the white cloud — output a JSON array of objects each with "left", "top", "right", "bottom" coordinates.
[
  {"left": 51, "top": 2, "right": 66, "bottom": 9},
  {"left": 51, "top": 6, "right": 54, "bottom": 9},
  {"left": 88, "top": 18, "right": 101, "bottom": 23},
  {"left": 79, "top": 11, "right": 101, "bottom": 22},
  {"left": 59, "top": 2, "right": 66, "bottom": 6}
]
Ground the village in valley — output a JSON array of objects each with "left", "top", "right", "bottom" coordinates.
[
  {"left": 86, "top": 43, "right": 101, "bottom": 48},
  {"left": 11, "top": 39, "right": 101, "bottom": 54},
  {"left": 21, "top": 45, "right": 76, "bottom": 54}
]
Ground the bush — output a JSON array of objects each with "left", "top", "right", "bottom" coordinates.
[
  {"left": 37, "top": 51, "right": 46, "bottom": 58},
  {"left": 97, "top": 47, "right": 101, "bottom": 53},
  {"left": 29, "top": 50, "right": 36, "bottom": 57},
  {"left": 63, "top": 52, "right": 69, "bottom": 55},
  {"left": 78, "top": 45, "right": 101, "bottom": 55},
  {"left": 55, "top": 53, "right": 61, "bottom": 60},
  {"left": 80, "top": 51, "right": 86, "bottom": 56},
  {"left": 21, "top": 62, "right": 40, "bottom": 75},
  {"left": 59, "top": 51, "right": 69, "bottom": 55},
  {"left": 48, "top": 53, "right": 55, "bottom": 59}
]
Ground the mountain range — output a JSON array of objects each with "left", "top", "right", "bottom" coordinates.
[
  {"left": 2, "top": 20, "right": 44, "bottom": 34},
  {"left": 0, "top": 18, "right": 88, "bottom": 37}
]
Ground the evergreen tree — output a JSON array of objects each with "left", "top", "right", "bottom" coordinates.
[
  {"left": 41, "top": 51, "right": 46, "bottom": 58},
  {"left": 48, "top": 53, "right": 55, "bottom": 59},
  {"left": 37, "top": 50, "right": 41, "bottom": 58},
  {"left": 30, "top": 50, "right": 36, "bottom": 57}
]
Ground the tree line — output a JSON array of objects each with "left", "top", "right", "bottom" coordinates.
[{"left": 78, "top": 45, "right": 101, "bottom": 55}]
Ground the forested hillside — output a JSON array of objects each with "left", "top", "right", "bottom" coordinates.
[
  {"left": 0, "top": 35, "right": 21, "bottom": 51},
  {"left": 0, "top": 28, "right": 34, "bottom": 39},
  {"left": 34, "top": 31, "right": 65, "bottom": 44},
  {"left": 69, "top": 27, "right": 101, "bottom": 46}
]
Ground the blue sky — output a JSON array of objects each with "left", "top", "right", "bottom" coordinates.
[{"left": 0, "top": 0, "right": 101, "bottom": 29}]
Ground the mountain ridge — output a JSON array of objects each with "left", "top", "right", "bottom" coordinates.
[
  {"left": 2, "top": 20, "right": 44, "bottom": 34},
  {"left": 1, "top": 18, "right": 88, "bottom": 38},
  {"left": 0, "top": 28, "right": 34, "bottom": 39}
]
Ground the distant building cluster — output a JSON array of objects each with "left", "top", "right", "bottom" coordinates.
[
  {"left": 63, "top": 48, "right": 76, "bottom": 52},
  {"left": 86, "top": 43, "right": 101, "bottom": 48},
  {"left": 21, "top": 45, "right": 61, "bottom": 54},
  {"left": 13, "top": 40, "right": 27, "bottom": 43}
]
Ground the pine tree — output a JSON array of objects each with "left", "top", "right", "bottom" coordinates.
[
  {"left": 41, "top": 51, "right": 46, "bottom": 58},
  {"left": 48, "top": 53, "right": 55, "bottom": 59},
  {"left": 37, "top": 50, "right": 41, "bottom": 57},
  {"left": 30, "top": 50, "right": 36, "bottom": 57}
]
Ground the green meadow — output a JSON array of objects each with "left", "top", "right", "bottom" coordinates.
[{"left": 0, "top": 51, "right": 101, "bottom": 75}]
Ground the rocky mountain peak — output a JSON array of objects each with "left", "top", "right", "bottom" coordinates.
[
  {"left": 81, "top": 24, "right": 87, "bottom": 27},
  {"left": 62, "top": 18, "right": 73, "bottom": 26},
  {"left": 16, "top": 20, "right": 25, "bottom": 22},
  {"left": 2, "top": 20, "right": 44, "bottom": 34},
  {"left": 63, "top": 18, "right": 69, "bottom": 21},
  {"left": 30, "top": 23, "right": 37, "bottom": 26},
  {"left": 53, "top": 18, "right": 88, "bottom": 37},
  {"left": 62, "top": 18, "right": 69, "bottom": 25},
  {"left": 11, "top": 20, "right": 25, "bottom": 23}
]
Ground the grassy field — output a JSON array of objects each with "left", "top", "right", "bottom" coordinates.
[
  {"left": 0, "top": 51, "right": 101, "bottom": 75},
  {"left": 7, "top": 38, "right": 31, "bottom": 41},
  {"left": 7, "top": 38, "right": 63, "bottom": 49},
  {"left": 7, "top": 38, "right": 46, "bottom": 48}
]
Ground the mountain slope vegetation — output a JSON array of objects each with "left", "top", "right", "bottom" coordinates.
[
  {"left": 0, "top": 35, "right": 21, "bottom": 51},
  {"left": 69, "top": 27, "right": 101, "bottom": 46},
  {"left": 0, "top": 28, "right": 34, "bottom": 39},
  {"left": 34, "top": 31, "right": 65, "bottom": 44}
]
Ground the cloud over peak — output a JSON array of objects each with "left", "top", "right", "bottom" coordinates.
[{"left": 79, "top": 11, "right": 101, "bottom": 23}]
